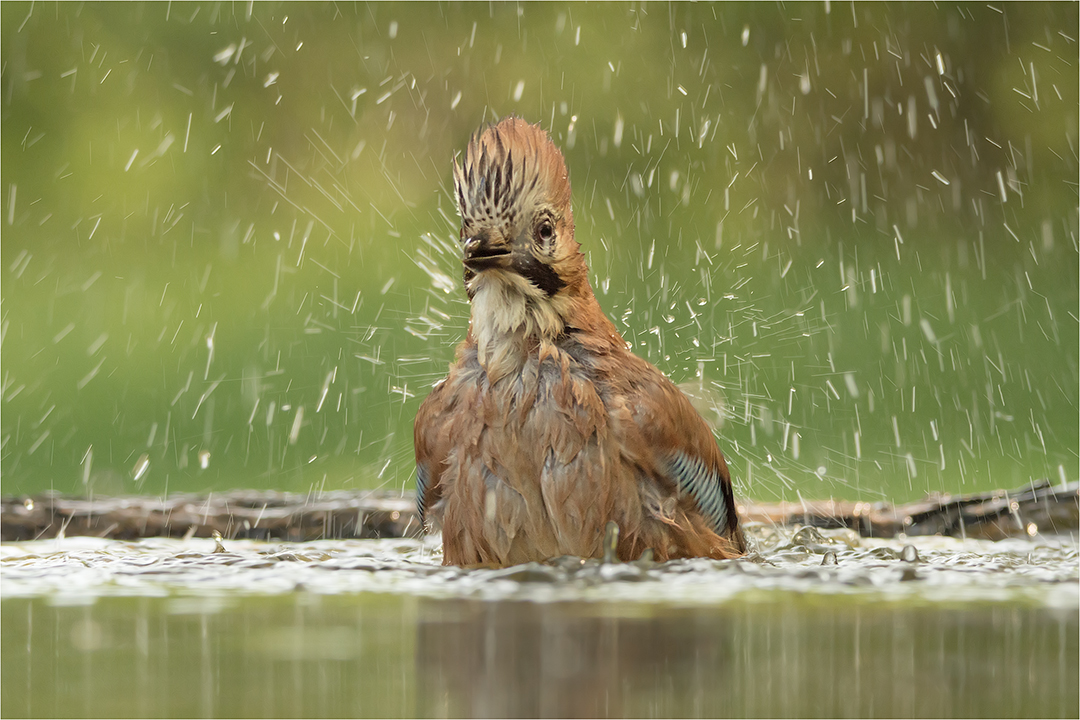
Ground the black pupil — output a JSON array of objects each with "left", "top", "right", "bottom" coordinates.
[{"left": 539, "top": 223, "right": 553, "bottom": 240}]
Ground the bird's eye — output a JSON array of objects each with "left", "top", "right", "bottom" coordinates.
[{"left": 536, "top": 220, "right": 555, "bottom": 246}]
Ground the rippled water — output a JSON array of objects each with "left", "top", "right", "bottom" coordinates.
[
  {"left": 2, "top": 529, "right": 1077, "bottom": 718},
  {"left": 3, "top": 526, "right": 1077, "bottom": 606}
]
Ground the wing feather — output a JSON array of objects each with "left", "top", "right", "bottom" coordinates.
[
  {"left": 662, "top": 450, "right": 729, "bottom": 533},
  {"left": 415, "top": 463, "right": 431, "bottom": 525},
  {"left": 414, "top": 378, "right": 455, "bottom": 528},
  {"left": 622, "top": 362, "right": 741, "bottom": 542}
]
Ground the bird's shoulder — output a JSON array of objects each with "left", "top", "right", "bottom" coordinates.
[
  {"left": 414, "top": 343, "right": 489, "bottom": 523},
  {"left": 414, "top": 344, "right": 483, "bottom": 441},
  {"left": 612, "top": 353, "right": 719, "bottom": 446},
  {"left": 596, "top": 348, "right": 738, "bottom": 537}
]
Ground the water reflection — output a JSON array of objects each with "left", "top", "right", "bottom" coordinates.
[
  {"left": 2, "top": 594, "right": 1075, "bottom": 718},
  {"left": 417, "top": 599, "right": 1077, "bottom": 718}
]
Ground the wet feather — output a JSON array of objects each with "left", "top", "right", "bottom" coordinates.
[{"left": 416, "top": 117, "right": 745, "bottom": 567}]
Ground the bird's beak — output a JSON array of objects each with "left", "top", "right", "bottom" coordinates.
[{"left": 462, "top": 231, "right": 512, "bottom": 271}]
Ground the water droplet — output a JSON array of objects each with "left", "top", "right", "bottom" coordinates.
[{"left": 133, "top": 454, "right": 150, "bottom": 482}]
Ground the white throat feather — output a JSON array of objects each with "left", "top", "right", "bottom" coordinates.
[{"left": 469, "top": 271, "right": 570, "bottom": 382}]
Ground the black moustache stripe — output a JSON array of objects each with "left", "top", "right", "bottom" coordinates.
[{"left": 514, "top": 254, "right": 565, "bottom": 297}]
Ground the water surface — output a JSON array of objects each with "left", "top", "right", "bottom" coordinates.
[{"left": 3, "top": 529, "right": 1076, "bottom": 718}]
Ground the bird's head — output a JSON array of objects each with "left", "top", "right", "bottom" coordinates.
[
  {"left": 453, "top": 117, "right": 591, "bottom": 304},
  {"left": 451, "top": 118, "right": 618, "bottom": 375}
]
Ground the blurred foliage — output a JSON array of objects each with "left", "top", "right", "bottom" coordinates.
[{"left": 1, "top": 2, "right": 1077, "bottom": 501}]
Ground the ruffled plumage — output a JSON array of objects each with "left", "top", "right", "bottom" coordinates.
[{"left": 415, "top": 117, "right": 745, "bottom": 567}]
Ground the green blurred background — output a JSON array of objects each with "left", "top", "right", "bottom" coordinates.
[{"left": 2, "top": 2, "right": 1076, "bottom": 502}]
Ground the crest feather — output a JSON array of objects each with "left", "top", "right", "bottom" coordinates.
[{"left": 453, "top": 117, "right": 571, "bottom": 227}]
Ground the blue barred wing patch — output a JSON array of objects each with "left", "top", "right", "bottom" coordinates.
[
  {"left": 664, "top": 451, "right": 728, "bottom": 533},
  {"left": 416, "top": 464, "right": 431, "bottom": 525}
]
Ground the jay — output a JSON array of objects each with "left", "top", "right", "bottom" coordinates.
[{"left": 415, "top": 117, "right": 746, "bottom": 567}]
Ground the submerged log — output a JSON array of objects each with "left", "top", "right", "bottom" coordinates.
[
  {"left": 1, "top": 481, "right": 1076, "bottom": 543},
  {"left": 738, "top": 480, "right": 1080, "bottom": 541},
  {"left": 0, "top": 490, "right": 417, "bottom": 543}
]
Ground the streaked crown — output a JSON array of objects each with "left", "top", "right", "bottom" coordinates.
[{"left": 452, "top": 117, "right": 572, "bottom": 235}]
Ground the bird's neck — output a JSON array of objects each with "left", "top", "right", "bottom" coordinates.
[
  {"left": 467, "top": 272, "right": 622, "bottom": 383},
  {"left": 467, "top": 273, "right": 566, "bottom": 381}
]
